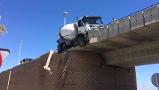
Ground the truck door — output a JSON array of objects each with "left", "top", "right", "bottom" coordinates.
[{"left": 77, "top": 20, "right": 87, "bottom": 34}]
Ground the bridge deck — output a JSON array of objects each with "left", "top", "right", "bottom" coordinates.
[{"left": 70, "top": 3, "right": 159, "bottom": 67}]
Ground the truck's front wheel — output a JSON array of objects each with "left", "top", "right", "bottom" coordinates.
[
  {"left": 77, "top": 37, "right": 86, "bottom": 47},
  {"left": 62, "top": 42, "right": 67, "bottom": 50}
]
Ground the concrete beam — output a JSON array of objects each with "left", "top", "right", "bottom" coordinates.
[{"left": 103, "top": 40, "right": 159, "bottom": 67}]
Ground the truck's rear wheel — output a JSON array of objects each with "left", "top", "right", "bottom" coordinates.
[
  {"left": 57, "top": 44, "right": 63, "bottom": 53},
  {"left": 77, "top": 37, "right": 86, "bottom": 47},
  {"left": 58, "top": 42, "right": 67, "bottom": 53}
]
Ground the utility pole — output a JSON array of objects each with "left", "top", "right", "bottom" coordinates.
[{"left": 18, "top": 40, "right": 23, "bottom": 64}]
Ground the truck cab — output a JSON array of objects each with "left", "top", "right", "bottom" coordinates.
[{"left": 77, "top": 16, "right": 103, "bottom": 33}]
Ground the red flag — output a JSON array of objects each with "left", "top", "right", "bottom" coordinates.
[
  {"left": 0, "top": 48, "right": 10, "bottom": 67},
  {"left": 0, "top": 53, "right": 2, "bottom": 66}
]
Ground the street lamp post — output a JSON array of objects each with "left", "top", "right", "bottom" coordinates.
[{"left": 63, "top": 12, "right": 69, "bottom": 26}]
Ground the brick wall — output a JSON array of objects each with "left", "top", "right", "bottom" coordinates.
[{"left": 0, "top": 51, "right": 137, "bottom": 90}]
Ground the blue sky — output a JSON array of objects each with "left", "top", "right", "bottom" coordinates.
[{"left": 0, "top": 0, "right": 159, "bottom": 89}]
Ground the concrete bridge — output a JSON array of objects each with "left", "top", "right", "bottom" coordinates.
[
  {"left": 1, "top": 3, "right": 159, "bottom": 90},
  {"left": 70, "top": 3, "right": 159, "bottom": 67}
]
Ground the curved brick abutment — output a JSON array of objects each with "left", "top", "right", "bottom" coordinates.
[{"left": 0, "top": 51, "right": 137, "bottom": 90}]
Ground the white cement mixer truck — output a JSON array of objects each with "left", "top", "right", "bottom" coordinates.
[{"left": 57, "top": 16, "right": 103, "bottom": 53}]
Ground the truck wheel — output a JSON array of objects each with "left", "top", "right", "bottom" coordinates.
[
  {"left": 58, "top": 42, "right": 67, "bottom": 53},
  {"left": 77, "top": 37, "right": 86, "bottom": 47},
  {"left": 62, "top": 42, "right": 67, "bottom": 50},
  {"left": 58, "top": 44, "right": 63, "bottom": 53}
]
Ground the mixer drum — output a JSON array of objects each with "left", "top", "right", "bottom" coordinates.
[{"left": 60, "top": 23, "right": 77, "bottom": 40}]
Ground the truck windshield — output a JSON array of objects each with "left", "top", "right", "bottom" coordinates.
[{"left": 83, "top": 17, "right": 102, "bottom": 24}]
